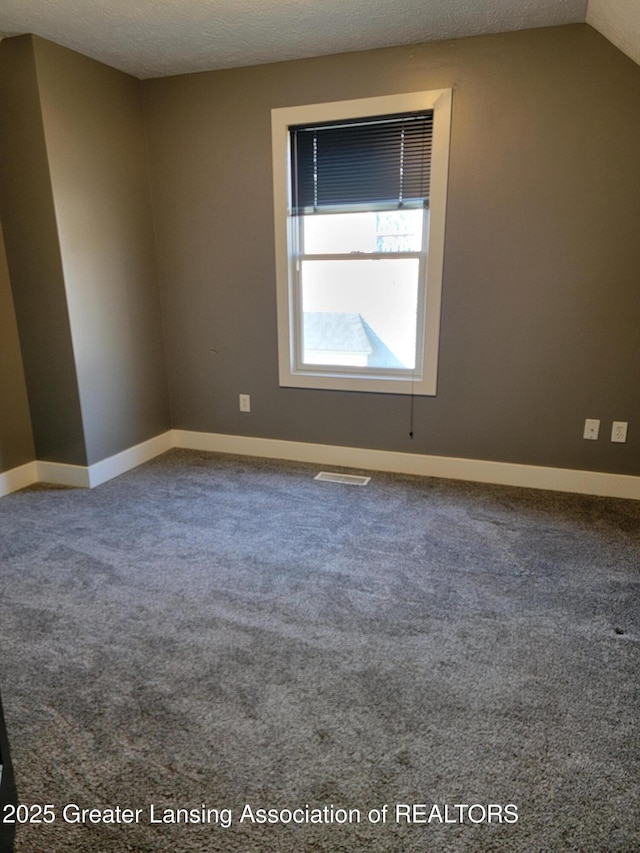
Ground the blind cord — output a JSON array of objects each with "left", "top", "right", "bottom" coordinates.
[{"left": 409, "top": 374, "right": 415, "bottom": 439}]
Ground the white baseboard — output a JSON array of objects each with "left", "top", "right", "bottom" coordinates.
[
  {"left": 0, "top": 461, "right": 38, "bottom": 497},
  {"left": 173, "top": 429, "right": 640, "bottom": 501},
  {"left": 0, "top": 432, "right": 173, "bottom": 496},
  {"left": 87, "top": 431, "right": 174, "bottom": 488},
  {"left": 34, "top": 431, "right": 173, "bottom": 489},
  {"left": 1, "top": 429, "right": 638, "bottom": 500},
  {"left": 37, "top": 460, "right": 91, "bottom": 488}
]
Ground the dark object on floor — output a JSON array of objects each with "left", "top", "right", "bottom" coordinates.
[{"left": 0, "top": 690, "right": 16, "bottom": 853}]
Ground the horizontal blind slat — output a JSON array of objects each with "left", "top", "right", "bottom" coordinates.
[{"left": 291, "top": 111, "right": 433, "bottom": 213}]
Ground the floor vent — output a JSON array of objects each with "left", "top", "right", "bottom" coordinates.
[{"left": 314, "top": 471, "right": 371, "bottom": 486}]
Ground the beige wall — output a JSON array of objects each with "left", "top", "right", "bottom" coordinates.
[
  {"left": 0, "top": 221, "right": 34, "bottom": 473},
  {"left": 143, "top": 24, "right": 640, "bottom": 475}
]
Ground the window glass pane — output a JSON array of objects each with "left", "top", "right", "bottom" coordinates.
[
  {"left": 375, "top": 210, "right": 426, "bottom": 253},
  {"left": 302, "top": 210, "right": 424, "bottom": 255},
  {"left": 300, "top": 258, "right": 419, "bottom": 370}
]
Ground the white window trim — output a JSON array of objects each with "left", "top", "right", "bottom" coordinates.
[{"left": 272, "top": 89, "right": 452, "bottom": 396}]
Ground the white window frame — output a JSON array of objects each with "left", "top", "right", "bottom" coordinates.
[{"left": 271, "top": 89, "right": 452, "bottom": 396}]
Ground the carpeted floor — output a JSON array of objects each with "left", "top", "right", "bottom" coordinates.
[{"left": 0, "top": 449, "right": 638, "bottom": 852}]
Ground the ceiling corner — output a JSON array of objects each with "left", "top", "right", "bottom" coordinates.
[{"left": 586, "top": 0, "right": 640, "bottom": 66}]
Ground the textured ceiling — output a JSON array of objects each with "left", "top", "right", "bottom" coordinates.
[
  {"left": 0, "top": 0, "right": 638, "bottom": 79},
  {"left": 0, "top": 0, "right": 595, "bottom": 79}
]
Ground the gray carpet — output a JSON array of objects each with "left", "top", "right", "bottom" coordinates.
[{"left": 0, "top": 449, "right": 638, "bottom": 852}]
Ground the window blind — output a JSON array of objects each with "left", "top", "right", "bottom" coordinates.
[{"left": 290, "top": 111, "right": 433, "bottom": 214}]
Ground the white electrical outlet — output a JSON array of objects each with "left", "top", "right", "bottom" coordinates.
[
  {"left": 611, "top": 421, "right": 628, "bottom": 443},
  {"left": 239, "top": 394, "right": 251, "bottom": 413},
  {"left": 583, "top": 418, "right": 600, "bottom": 440}
]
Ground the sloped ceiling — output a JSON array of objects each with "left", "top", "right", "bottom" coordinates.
[
  {"left": 587, "top": 0, "right": 640, "bottom": 66},
  {"left": 0, "top": 0, "right": 637, "bottom": 79}
]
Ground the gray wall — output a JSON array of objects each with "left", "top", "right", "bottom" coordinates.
[
  {"left": 33, "top": 37, "right": 170, "bottom": 465},
  {"left": 0, "top": 36, "right": 170, "bottom": 467},
  {"left": 0, "top": 221, "right": 35, "bottom": 473},
  {"left": 1, "top": 25, "right": 638, "bottom": 478},
  {"left": 0, "top": 36, "right": 87, "bottom": 464},
  {"left": 143, "top": 24, "right": 640, "bottom": 476}
]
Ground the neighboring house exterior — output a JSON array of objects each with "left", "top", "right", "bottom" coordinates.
[{"left": 303, "top": 312, "right": 405, "bottom": 368}]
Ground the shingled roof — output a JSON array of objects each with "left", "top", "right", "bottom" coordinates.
[{"left": 303, "top": 312, "right": 405, "bottom": 369}]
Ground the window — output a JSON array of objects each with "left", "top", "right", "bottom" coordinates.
[{"left": 272, "top": 89, "right": 452, "bottom": 395}]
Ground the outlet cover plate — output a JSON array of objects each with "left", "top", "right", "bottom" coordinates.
[
  {"left": 611, "top": 421, "right": 628, "bottom": 443},
  {"left": 583, "top": 418, "right": 600, "bottom": 440}
]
